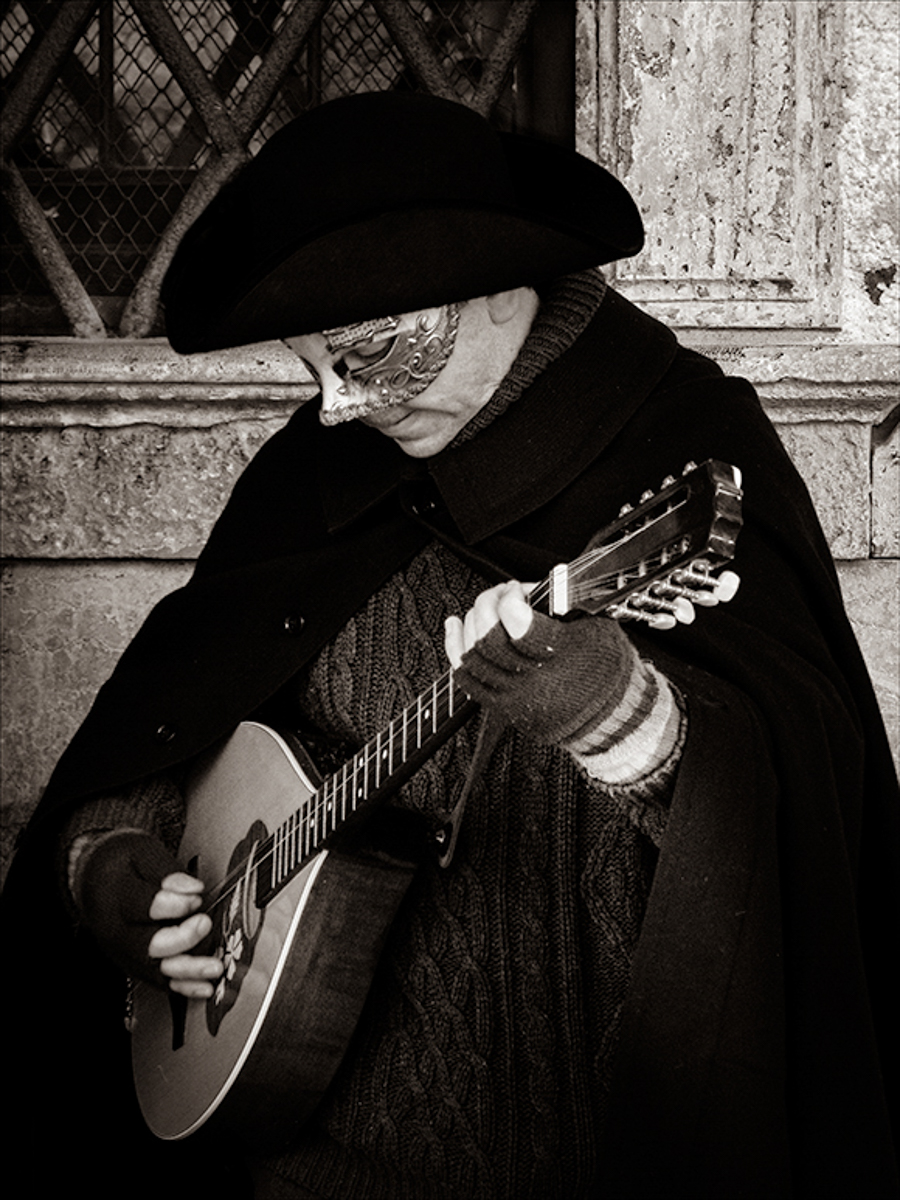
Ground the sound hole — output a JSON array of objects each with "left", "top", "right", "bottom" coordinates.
[{"left": 205, "top": 819, "right": 268, "bottom": 1036}]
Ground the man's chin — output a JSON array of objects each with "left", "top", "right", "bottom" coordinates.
[{"left": 376, "top": 423, "right": 447, "bottom": 458}]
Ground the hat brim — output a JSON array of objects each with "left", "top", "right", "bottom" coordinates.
[
  {"left": 208, "top": 205, "right": 621, "bottom": 351},
  {"left": 163, "top": 102, "right": 643, "bottom": 353}
]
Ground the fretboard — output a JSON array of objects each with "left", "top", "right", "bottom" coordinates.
[{"left": 255, "top": 669, "right": 478, "bottom": 904}]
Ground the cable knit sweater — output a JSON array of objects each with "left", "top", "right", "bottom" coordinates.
[{"left": 63, "top": 273, "right": 683, "bottom": 1198}]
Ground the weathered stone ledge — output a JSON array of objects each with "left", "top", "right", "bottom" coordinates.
[
  {"left": 1, "top": 338, "right": 897, "bottom": 424},
  {"left": 0, "top": 397, "right": 313, "bottom": 424},
  {"left": 2, "top": 340, "right": 897, "bottom": 562},
  {"left": 2, "top": 335, "right": 898, "bottom": 384}
]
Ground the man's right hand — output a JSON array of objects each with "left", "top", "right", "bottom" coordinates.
[
  {"left": 148, "top": 871, "right": 224, "bottom": 998},
  {"left": 76, "top": 831, "right": 223, "bottom": 997}
]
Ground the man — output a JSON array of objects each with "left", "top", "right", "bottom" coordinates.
[{"left": 4, "top": 92, "right": 898, "bottom": 1199}]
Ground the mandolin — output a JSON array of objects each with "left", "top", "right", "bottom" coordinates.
[{"left": 131, "top": 459, "right": 743, "bottom": 1149}]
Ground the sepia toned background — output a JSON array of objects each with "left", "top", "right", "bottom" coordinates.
[{"left": 2, "top": 0, "right": 898, "bottom": 885}]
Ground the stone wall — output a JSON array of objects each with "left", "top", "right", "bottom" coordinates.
[{"left": 1, "top": 0, "right": 898, "bottom": 884}]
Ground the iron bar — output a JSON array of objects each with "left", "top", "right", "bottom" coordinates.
[
  {"left": 121, "top": 0, "right": 330, "bottom": 335},
  {"left": 470, "top": 0, "right": 538, "bottom": 118},
  {"left": 131, "top": 0, "right": 243, "bottom": 156},
  {"left": 98, "top": 0, "right": 115, "bottom": 168},
  {"left": 1, "top": 159, "right": 105, "bottom": 337},
  {"left": 164, "top": 0, "right": 289, "bottom": 169},
  {"left": 119, "top": 147, "right": 246, "bottom": 337},
  {"left": 231, "top": 0, "right": 330, "bottom": 140},
  {"left": 0, "top": 0, "right": 96, "bottom": 160},
  {"left": 371, "top": 0, "right": 458, "bottom": 103}
]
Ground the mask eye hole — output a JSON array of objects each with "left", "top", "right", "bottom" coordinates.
[{"left": 341, "top": 334, "right": 398, "bottom": 376}]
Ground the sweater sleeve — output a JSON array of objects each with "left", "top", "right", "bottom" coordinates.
[{"left": 569, "top": 662, "right": 686, "bottom": 846}]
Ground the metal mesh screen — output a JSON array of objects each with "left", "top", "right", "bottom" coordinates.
[{"left": 1, "top": 0, "right": 571, "bottom": 336}]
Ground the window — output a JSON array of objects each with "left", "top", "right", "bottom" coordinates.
[{"left": 1, "top": 0, "right": 574, "bottom": 337}]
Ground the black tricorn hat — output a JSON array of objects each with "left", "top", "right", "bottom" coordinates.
[{"left": 162, "top": 91, "right": 644, "bottom": 353}]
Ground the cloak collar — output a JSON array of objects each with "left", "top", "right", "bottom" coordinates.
[{"left": 317, "top": 288, "right": 679, "bottom": 543}]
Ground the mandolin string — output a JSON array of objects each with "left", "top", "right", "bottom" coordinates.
[
  {"left": 199, "top": 534, "right": 694, "bottom": 918},
  {"left": 201, "top": 578, "right": 558, "bottom": 917},
  {"left": 201, "top": 666, "right": 472, "bottom": 918},
  {"left": 198, "top": 548, "right": 685, "bottom": 918}
]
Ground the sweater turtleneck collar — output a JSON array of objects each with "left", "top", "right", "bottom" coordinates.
[{"left": 447, "top": 268, "right": 608, "bottom": 449}]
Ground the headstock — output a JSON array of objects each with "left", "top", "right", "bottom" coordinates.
[{"left": 536, "top": 460, "right": 743, "bottom": 628}]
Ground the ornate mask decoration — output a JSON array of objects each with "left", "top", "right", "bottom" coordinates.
[{"left": 317, "top": 302, "right": 462, "bottom": 425}]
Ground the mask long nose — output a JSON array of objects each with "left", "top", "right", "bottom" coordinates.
[
  {"left": 318, "top": 374, "right": 407, "bottom": 427},
  {"left": 317, "top": 369, "right": 355, "bottom": 426}
]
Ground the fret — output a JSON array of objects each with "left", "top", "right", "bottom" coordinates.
[
  {"left": 319, "top": 788, "right": 328, "bottom": 843},
  {"left": 355, "top": 751, "right": 365, "bottom": 807},
  {"left": 323, "top": 777, "right": 333, "bottom": 835},
  {"left": 278, "top": 669, "right": 472, "bottom": 880}
]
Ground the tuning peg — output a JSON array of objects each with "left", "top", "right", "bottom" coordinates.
[
  {"left": 618, "top": 502, "right": 634, "bottom": 517},
  {"left": 714, "top": 570, "right": 741, "bottom": 602},
  {"left": 647, "top": 612, "right": 677, "bottom": 630},
  {"left": 661, "top": 475, "right": 676, "bottom": 488},
  {"left": 672, "top": 596, "right": 695, "bottom": 624},
  {"left": 640, "top": 489, "right": 654, "bottom": 502},
  {"left": 682, "top": 460, "right": 697, "bottom": 475}
]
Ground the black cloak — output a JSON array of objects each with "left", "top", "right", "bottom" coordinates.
[{"left": 3, "top": 290, "right": 897, "bottom": 1198}]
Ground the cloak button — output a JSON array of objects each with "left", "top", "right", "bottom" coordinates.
[
  {"left": 156, "top": 723, "right": 177, "bottom": 743},
  {"left": 283, "top": 613, "right": 305, "bottom": 635},
  {"left": 409, "top": 487, "right": 438, "bottom": 517}
]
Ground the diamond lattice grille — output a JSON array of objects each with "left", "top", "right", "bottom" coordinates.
[{"left": 1, "top": 0, "right": 568, "bottom": 338}]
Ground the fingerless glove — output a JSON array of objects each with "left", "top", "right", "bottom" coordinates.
[
  {"left": 453, "top": 610, "right": 641, "bottom": 747},
  {"left": 74, "top": 830, "right": 180, "bottom": 986}
]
